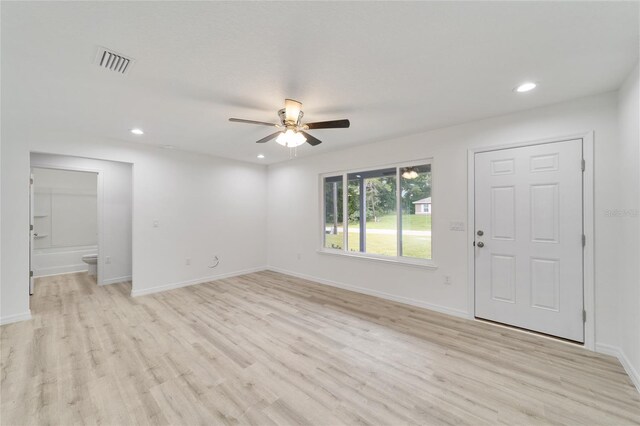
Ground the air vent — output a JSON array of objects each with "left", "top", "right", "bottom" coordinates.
[{"left": 94, "top": 46, "right": 134, "bottom": 75}]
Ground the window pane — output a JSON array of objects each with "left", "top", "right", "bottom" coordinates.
[
  {"left": 346, "top": 174, "right": 361, "bottom": 252},
  {"left": 347, "top": 169, "right": 397, "bottom": 256},
  {"left": 323, "top": 177, "right": 343, "bottom": 250},
  {"left": 400, "top": 164, "right": 432, "bottom": 259}
]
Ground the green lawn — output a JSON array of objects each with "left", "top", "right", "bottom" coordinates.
[
  {"left": 364, "top": 214, "right": 431, "bottom": 231},
  {"left": 324, "top": 214, "right": 432, "bottom": 259}
]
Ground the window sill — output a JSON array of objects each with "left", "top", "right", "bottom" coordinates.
[{"left": 317, "top": 248, "right": 438, "bottom": 270}]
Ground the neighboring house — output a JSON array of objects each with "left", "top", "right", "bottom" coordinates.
[{"left": 413, "top": 197, "right": 431, "bottom": 214}]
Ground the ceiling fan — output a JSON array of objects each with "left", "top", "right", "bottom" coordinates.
[{"left": 229, "top": 99, "right": 350, "bottom": 147}]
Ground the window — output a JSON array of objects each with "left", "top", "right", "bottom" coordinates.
[
  {"left": 322, "top": 161, "right": 432, "bottom": 263},
  {"left": 400, "top": 164, "right": 431, "bottom": 259},
  {"left": 323, "top": 176, "right": 344, "bottom": 250}
]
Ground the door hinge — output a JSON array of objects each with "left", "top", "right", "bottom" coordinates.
[
  {"left": 582, "top": 234, "right": 586, "bottom": 247},
  {"left": 583, "top": 310, "right": 587, "bottom": 323},
  {"left": 581, "top": 159, "right": 585, "bottom": 172},
  {"left": 30, "top": 178, "right": 34, "bottom": 185},
  {"left": 29, "top": 270, "right": 34, "bottom": 278},
  {"left": 30, "top": 224, "right": 34, "bottom": 231}
]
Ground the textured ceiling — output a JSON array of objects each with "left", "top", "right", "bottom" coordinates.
[{"left": 2, "top": 1, "right": 638, "bottom": 164}]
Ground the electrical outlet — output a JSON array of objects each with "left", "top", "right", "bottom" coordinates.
[
  {"left": 105, "top": 256, "right": 111, "bottom": 264},
  {"left": 444, "top": 275, "right": 452, "bottom": 285},
  {"left": 185, "top": 258, "right": 191, "bottom": 266}
]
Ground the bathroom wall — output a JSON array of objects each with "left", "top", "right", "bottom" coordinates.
[
  {"left": 30, "top": 153, "right": 133, "bottom": 285},
  {"left": 32, "top": 167, "right": 98, "bottom": 276}
]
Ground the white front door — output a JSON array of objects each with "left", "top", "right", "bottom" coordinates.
[{"left": 474, "top": 139, "right": 584, "bottom": 342}]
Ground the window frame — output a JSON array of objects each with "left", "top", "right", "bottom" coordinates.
[{"left": 319, "top": 158, "right": 436, "bottom": 269}]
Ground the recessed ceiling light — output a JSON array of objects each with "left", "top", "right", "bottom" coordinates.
[
  {"left": 257, "top": 154, "right": 265, "bottom": 159},
  {"left": 514, "top": 82, "right": 537, "bottom": 93},
  {"left": 130, "top": 128, "right": 144, "bottom": 135}
]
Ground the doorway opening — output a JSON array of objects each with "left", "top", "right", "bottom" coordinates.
[
  {"left": 29, "top": 153, "right": 133, "bottom": 303},
  {"left": 30, "top": 167, "right": 99, "bottom": 289}
]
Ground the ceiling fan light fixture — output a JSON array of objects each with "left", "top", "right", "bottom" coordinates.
[
  {"left": 402, "top": 168, "right": 419, "bottom": 179},
  {"left": 284, "top": 99, "right": 302, "bottom": 124},
  {"left": 276, "top": 129, "right": 306, "bottom": 147}
]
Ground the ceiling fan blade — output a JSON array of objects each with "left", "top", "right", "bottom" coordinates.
[
  {"left": 301, "top": 131, "right": 322, "bottom": 146},
  {"left": 305, "top": 119, "right": 350, "bottom": 130},
  {"left": 229, "top": 118, "right": 279, "bottom": 127},
  {"left": 256, "top": 131, "right": 282, "bottom": 144}
]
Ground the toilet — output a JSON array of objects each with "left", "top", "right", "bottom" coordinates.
[{"left": 81, "top": 254, "right": 98, "bottom": 277}]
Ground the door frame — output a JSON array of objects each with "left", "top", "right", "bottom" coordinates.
[
  {"left": 466, "top": 132, "right": 595, "bottom": 350},
  {"left": 29, "top": 162, "right": 104, "bottom": 286},
  {"left": 29, "top": 173, "right": 35, "bottom": 295}
]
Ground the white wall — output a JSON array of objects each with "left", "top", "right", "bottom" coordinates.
[
  {"left": 609, "top": 64, "right": 639, "bottom": 389},
  {"left": 31, "top": 154, "right": 132, "bottom": 285},
  {"left": 0, "top": 134, "right": 268, "bottom": 323},
  {"left": 32, "top": 167, "right": 98, "bottom": 276},
  {"left": 267, "top": 92, "right": 623, "bottom": 349},
  {"left": 1, "top": 88, "right": 636, "bottom": 390}
]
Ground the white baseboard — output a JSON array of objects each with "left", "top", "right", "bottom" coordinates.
[
  {"left": 267, "top": 266, "right": 469, "bottom": 319},
  {"left": 596, "top": 343, "right": 640, "bottom": 393},
  {"left": 100, "top": 275, "right": 132, "bottom": 286},
  {"left": 35, "top": 264, "right": 88, "bottom": 277},
  {"left": 130, "top": 266, "right": 267, "bottom": 297},
  {"left": 0, "top": 311, "right": 32, "bottom": 326}
]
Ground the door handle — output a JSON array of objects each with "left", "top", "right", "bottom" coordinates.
[
  {"left": 477, "top": 230, "right": 484, "bottom": 236},
  {"left": 477, "top": 241, "right": 484, "bottom": 248}
]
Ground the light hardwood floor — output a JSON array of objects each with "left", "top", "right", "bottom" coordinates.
[{"left": 1, "top": 271, "right": 639, "bottom": 425}]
